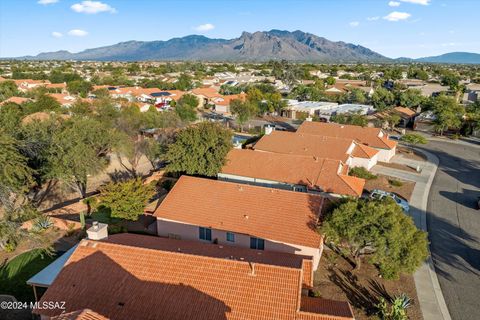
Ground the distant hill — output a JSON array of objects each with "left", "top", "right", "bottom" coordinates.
[
  {"left": 414, "top": 52, "right": 480, "bottom": 64},
  {"left": 15, "top": 30, "right": 389, "bottom": 62}
]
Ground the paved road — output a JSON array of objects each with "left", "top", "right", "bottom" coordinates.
[{"left": 420, "top": 140, "right": 480, "bottom": 320}]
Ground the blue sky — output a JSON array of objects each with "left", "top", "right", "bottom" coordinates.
[{"left": 0, "top": 0, "right": 479, "bottom": 58}]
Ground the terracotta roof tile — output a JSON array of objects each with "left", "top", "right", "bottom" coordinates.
[
  {"left": 351, "top": 143, "right": 379, "bottom": 159},
  {"left": 35, "top": 238, "right": 353, "bottom": 320},
  {"left": 104, "top": 233, "right": 311, "bottom": 270},
  {"left": 221, "top": 149, "right": 364, "bottom": 196},
  {"left": 253, "top": 131, "right": 355, "bottom": 163},
  {"left": 154, "top": 176, "right": 324, "bottom": 248},
  {"left": 297, "top": 121, "right": 397, "bottom": 150},
  {"left": 191, "top": 87, "right": 221, "bottom": 98},
  {"left": 394, "top": 106, "right": 416, "bottom": 117},
  {"left": 297, "top": 297, "right": 355, "bottom": 320},
  {"left": 0, "top": 96, "right": 30, "bottom": 105}
]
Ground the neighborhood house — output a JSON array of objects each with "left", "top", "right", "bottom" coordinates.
[{"left": 153, "top": 176, "right": 326, "bottom": 270}]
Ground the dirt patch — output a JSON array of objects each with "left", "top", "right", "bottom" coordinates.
[
  {"left": 378, "top": 161, "right": 419, "bottom": 173},
  {"left": 314, "top": 250, "right": 423, "bottom": 320},
  {"left": 398, "top": 147, "right": 427, "bottom": 161},
  {"left": 364, "top": 174, "right": 415, "bottom": 201}
]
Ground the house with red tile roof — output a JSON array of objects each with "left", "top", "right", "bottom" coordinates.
[
  {"left": 0, "top": 96, "right": 31, "bottom": 106},
  {"left": 31, "top": 233, "right": 354, "bottom": 320},
  {"left": 211, "top": 93, "right": 247, "bottom": 114},
  {"left": 153, "top": 175, "right": 326, "bottom": 270},
  {"left": 296, "top": 121, "right": 397, "bottom": 162},
  {"left": 219, "top": 149, "right": 365, "bottom": 197},
  {"left": 253, "top": 130, "right": 379, "bottom": 170},
  {"left": 190, "top": 86, "right": 222, "bottom": 108},
  {"left": 48, "top": 93, "right": 77, "bottom": 107},
  {"left": 13, "top": 79, "right": 51, "bottom": 92}
]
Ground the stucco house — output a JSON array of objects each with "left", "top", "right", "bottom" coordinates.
[
  {"left": 296, "top": 121, "right": 397, "bottom": 162},
  {"left": 219, "top": 149, "right": 365, "bottom": 197},
  {"left": 253, "top": 130, "right": 379, "bottom": 170},
  {"left": 153, "top": 176, "right": 326, "bottom": 270}
]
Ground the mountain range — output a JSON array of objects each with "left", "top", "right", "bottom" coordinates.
[{"left": 14, "top": 30, "right": 480, "bottom": 64}]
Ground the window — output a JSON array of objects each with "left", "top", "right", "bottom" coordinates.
[
  {"left": 250, "top": 237, "right": 265, "bottom": 250},
  {"left": 226, "top": 232, "right": 235, "bottom": 242},
  {"left": 199, "top": 227, "right": 212, "bottom": 241}
]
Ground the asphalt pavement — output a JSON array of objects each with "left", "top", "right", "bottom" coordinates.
[{"left": 419, "top": 140, "right": 480, "bottom": 320}]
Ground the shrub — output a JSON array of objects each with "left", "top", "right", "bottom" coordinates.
[
  {"left": 32, "top": 216, "right": 53, "bottom": 232},
  {"left": 349, "top": 167, "right": 378, "bottom": 180},
  {"left": 388, "top": 179, "right": 403, "bottom": 187},
  {"left": 376, "top": 294, "right": 411, "bottom": 320},
  {"left": 161, "top": 179, "right": 176, "bottom": 192}
]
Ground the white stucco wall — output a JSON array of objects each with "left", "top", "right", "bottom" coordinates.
[
  {"left": 156, "top": 218, "right": 323, "bottom": 270},
  {"left": 376, "top": 147, "right": 396, "bottom": 162},
  {"left": 350, "top": 153, "right": 378, "bottom": 170}
]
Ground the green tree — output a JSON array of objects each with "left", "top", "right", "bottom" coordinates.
[
  {"left": 398, "top": 89, "right": 424, "bottom": 108},
  {"left": 0, "top": 103, "right": 24, "bottom": 135},
  {"left": 166, "top": 122, "right": 232, "bottom": 177},
  {"left": 322, "top": 198, "right": 428, "bottom": 279},
  {"left": 67, "top": 80, "right": 93, "bottom": 97},
  {"left": 230, "top": 99, "right": 257, "bottom": 131},
  {"left": 0, "top": 131, "right": 33, "bottom": 207},
  {"left": 50, "top": 117, "right": 117, "bottom": 198},
  {"left": 0, "top": 80, "right": 19, "bottom": 102},
  {"left": 99, "top": 178, "right": 155, "bottom": 221},
  {"left": 372, "top": 88, "right": 395, "bottom": 111},
  {"left": 429, "top": 95, "right": 464, "bottom": 135},
  {"left": 386, "top": 114, "right": 401, "bottom": 130},
  {"left": 330, "top": 112, "right": 368, "bottom": 127},
  {"left": 175, "top": 93, "right": 198, "bottom": 122},
  {"left": 25, "top": 93, "right": 61, "bottom": 114}
]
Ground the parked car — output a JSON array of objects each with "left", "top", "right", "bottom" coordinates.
[
  {"left": 389, "top": 135, "right": 401, "bottom": 141},
  {"left": 369, "top": 189, "right": 410, "bottom": 212}
]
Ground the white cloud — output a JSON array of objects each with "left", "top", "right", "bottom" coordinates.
[
  {"left": 389, "top": 1, "right": 401, "bottom": 7},
  {"left": 349, "top": 21, "right": 360, "bottom": 27},
  {"left": 441, "top": 42, "right": 457, "bottom": 47},
  {"left": 71, "top": 1, "right": 116, "bottom": 14},
  {"left": 194, "top": 23, "right": 215, "bottom": 32},
  {"left": 52, "top": 31, "right": 63, "bottom": 38},
  {"left": 367, "top": 16, "right": 380, "bottom": 21},
  {"left": 68, "top": 29, "right": 88, "bottom": 37},
  {"left": 399, "top": 0, "right": 430, "bottom": 5},
  {"left": 38, "top": 0, "right": 58, "bottom": 4},
  {"left": 383, "top": 11, "right": 411, "bottom": 21}
]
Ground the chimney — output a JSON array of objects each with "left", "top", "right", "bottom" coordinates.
[
  {"left": 264, "top": 125, "right": 274, "bottom": 135},
  {"left": 86, "top": 221, "right": 108, "bottom": 240}
]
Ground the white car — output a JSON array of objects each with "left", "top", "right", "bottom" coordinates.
[{"left": 369, "top": 189, "right": 410, "bottom": 212}]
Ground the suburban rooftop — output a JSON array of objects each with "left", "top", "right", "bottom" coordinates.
[
  {"left": 221, "top": 149, "right": 365, "bottom": 196},
  {"left": 36, "top": 236, "right": 353, "bottom": 320},
  {"left": 296, "top": 121, "right": 397, "bottom": 150},
  {"left": 153, "top": 175, "right": 324, "bottom": 248}
]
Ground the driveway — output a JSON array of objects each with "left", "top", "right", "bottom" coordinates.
[{"left": 419, "top": 140, "right": 480, "bottom": 320}]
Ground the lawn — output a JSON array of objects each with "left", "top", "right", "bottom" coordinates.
[{"left": 0, "top": 249, "right": 57, "bottom": 302}]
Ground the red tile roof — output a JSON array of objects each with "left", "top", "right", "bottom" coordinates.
[
  {"left": 0, "top": 96, "right": 30, "bottom": 105},
  {"left": 253, "top": 131, "right": 355, "bottom": 163},
  {"left": 191, "top": 87, "right": 221, "bottom": 98},
  {"left": 221, "top": 149, "right": 365, "bottom": 197},
  {"left": 297, "top": 121, "right": 397, "bottom": 150},
  {"left": 154, "top": 176, "right": 324, "bottom": 248},
  {"left": 35, "top": 238, "right": 354, "bottom": 320}
]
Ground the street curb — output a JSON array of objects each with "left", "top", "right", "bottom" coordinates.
[{"left": 413, "top": 147, "right": 452, "bottom": 320}]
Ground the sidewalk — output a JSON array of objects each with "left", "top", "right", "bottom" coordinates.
[{"left": 372, "top": 151, "right": 452, "bottom": 320}]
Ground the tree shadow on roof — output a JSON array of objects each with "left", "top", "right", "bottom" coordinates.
[{"left": 35, "top": 250, "right": 231, "bottom": 319}]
